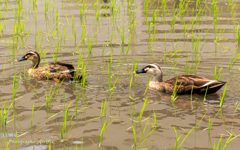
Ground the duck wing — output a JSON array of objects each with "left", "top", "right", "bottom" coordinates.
[
  {"left": 164, "top": 74, "right": 226, "bottom": 94},
  {"left": 47, "top": 62, "right": 75, "bottom": 73}
]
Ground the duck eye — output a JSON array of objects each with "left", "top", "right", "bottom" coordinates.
[{"left": 147, "top": 66, "right": 154, "bottom": 69}]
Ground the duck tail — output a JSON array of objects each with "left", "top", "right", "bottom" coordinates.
[{"left": 201, "top": 81, "right": 226, "bottom": 94}]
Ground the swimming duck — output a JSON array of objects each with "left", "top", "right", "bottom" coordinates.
[
  {"left": 16, "top": 50, "right": 82, "bottom": 81},
  {"left": 134, "top": 63, "right": 226, "bottom": 94}
]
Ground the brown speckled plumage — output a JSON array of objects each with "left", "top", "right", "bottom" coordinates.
[
  {"left": 135, "top": 63, "right": 226, "bottom": 95},
  {"left": 16, "top": 50, "right": 82, "bottom": 81}
]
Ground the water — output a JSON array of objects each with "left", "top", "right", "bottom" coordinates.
[{"left": 0, "top": 0, "right": 240, "bottom": 149}]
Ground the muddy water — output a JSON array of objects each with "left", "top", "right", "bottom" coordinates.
[{"left": 1, "top": 0, "right": 240, "bottom": 149}]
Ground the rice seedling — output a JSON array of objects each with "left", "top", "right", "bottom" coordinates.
[
  {"left": 110, "top": 0, "right": 117, "bottom": 15},
  {"left": 98, "top": 99, "right": 114, "bottom": 146},
  {"left": 153, "top": 110, "right": 157, "bottom": 127},
  {"left": 79, "top": 0, "right": 87, "bottom": 23},
  {"left": 167, "top": 62, "right": 178, "bottom": 79},
  {"left": 108, "top": 50, "right": 113, "bottom": 91},
  {"left": 0, "top": 100, "right": 13, "bottom": 126},
  {"left": 30, "top": 102, "right": 35, "bottom": 130},
  {"left": 229, "top": 102, "right": 240, "bottom": 134},
  {"left": 87, "top": 37, "right": 93, "bottom": 56},
  {"left": 163, "top": 41, "right": 178, "bottom": 61},
  {"left": 128, "top": 97, "right": 137, "bottom": 124},
  {"left": 131, "top": 121, "right": 156, "bottom": 150},
  {"left": 172, "top": 112, "right": 206, "bottom": 150},
  {"left": 231, "top": 3, "right": 236, "bottom": 17},
  {"left": 0, "top": 18, "right": 6, "bottom": 35},
  {"left": 161, "top": 0, "right": 167, "bottom": 18},
  {"left": 213, "top": 65, "right": 222, "bottom": 80},
  {"left": 30, "top": 102, "right": 45, "bottom": 131},
  {"left": 52, "top": 48, "right": 59, "bottom": 62},
  {"left": 44, "top": 0, "right": 51, "bottom": 14},
  {"left": 35, "top": 28, "right": 43, "bottom": 51},
  {"left": 118, "top": 25, "right": 125, "bottom": 46},
  {"left": 229, "top": 51, "right": 240, "bottom": 70},
  {"left": 143, "top": 78, "right": 151, "bottom": 96},
  {"left": 208, "top": 109, "right": 221, "bottom": 135},
  {"left": 152, "top": 4, "right": 159, "bottom": 26},
  {"left": 183, "top": 21, "right": 189, "bottom": 40},
  {"left": 185, "top": 55, "right": 192, "bottom": 74},
  {"left": 213, "top": 133, "right": 240, "bottom": 150},
  {"left": 212, "top": 0, "right": 218, "bottom": 22},
  {"left": 5, "top": 140, "right": 10, "bottom": 150},
  {"left": 236, "top": 24, "right": 240, "bottom": 45},
  {"left": 143, "top": 0, "right": 149, "bottom": 16},
  {"left": 146, "top": 113, "right": 153, "bottom": 129},
  {"left": 138, "top": 97, "right": 148, "bottom": 122},
  {"left": 55, "top": 7, "right": 59, "bottom": 35},
  {"left": 128, "top": 3, "right": 138, "bottom": 31},
  {"left": 220, "top": 83, "right": 227, "bottom": 109},
  {"left": 32, "top": 0, "right": 37, "bottom": 11},
  {"left": 98, "top": 118, "right": 115, "bottom": 147},
  {"left": 111, "top": 64, "right": 123, "bottom": 92},
  {"left": 203, "top": 86, "right": 209, "bottom": 102},
  {"left": 129, "top": 59, "right": 139, "bottom": 94},
  {"left": 15, "top": 130, "right": 17, "bottom": 149},
  {"left": 2, "top": 62, "right": 6, "bottom": 76},
  {"left": 21, "top": 26, "right": 33, "bottom": 48},
  {"left": 149, "top": 27, "right": 155, "bottom": 50},
  {"left": 100, "top": 99, "right": 107, "bottom": 118},
  {"left": 74, "top": 52, "right": 87, "bottom": 88},
  {"left": 125, "top": 34, "right": 132, "bottom": 56},
  {"left": 170, "top": 2, "right": 178, "bottom": 31},
  {"left": 13, "top": 70, "right": 22, "bottom": 102},
  {"left": 46, "top": 81, "right": 63, "bottom": 109},
  {"left": 49, "top": 142, "right": 51, "bottom": 150},
  {"left": 217, "top": 25, "right": 227, "bottom": 43},
  {"left": 59, "top": 91, "right": 76, "bottom": 141},
  {"left": 171, "top": 76, "right": 180, "bottom": 102},
  {"left": 93, "top": 1, "right": 101, "bottom": 26},
  {"left": 107, "top": 49, "right": 124, "bottom": 93}
]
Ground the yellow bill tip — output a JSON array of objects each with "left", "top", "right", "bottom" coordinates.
[
  {"left": 15, "top": 59, "right": 19, "bottom": 62},
  {"left": 133, "top": 71, "right": 137, "bottom": 74}
]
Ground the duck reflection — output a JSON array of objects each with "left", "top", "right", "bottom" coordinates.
[
  {"left": 147, "top": 89, "right": 220, "bottom": 111},
  {"left": 20, "top": 73, "right": 85, "bottom": 101}
]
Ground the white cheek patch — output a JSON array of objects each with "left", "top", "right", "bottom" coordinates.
[{"left": 147, "top": 69, "right": 155, "bottom": 75}]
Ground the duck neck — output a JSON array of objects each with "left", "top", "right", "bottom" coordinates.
[
  {"left": 31, "top": 59, "right": 39, "bottom": 69},
  {"left": 151, "top": 71, "right": 163, "bottom": 82}
]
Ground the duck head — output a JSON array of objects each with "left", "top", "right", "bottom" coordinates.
[
  {"left": 134, "top": 63, "right": 163, "bottom": 82},
  {"left": 16, "top": 50, "right": 40, "bottom": 68}
]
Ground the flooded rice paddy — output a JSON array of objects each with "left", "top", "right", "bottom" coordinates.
[{"left": 1, "top": 0, "right": 240, "bottom": 149}]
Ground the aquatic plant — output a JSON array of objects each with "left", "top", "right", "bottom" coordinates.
[
  {"left": 220, "top": 83, "right": 227, "bottom": 109},
  {"left": 59, "top": 90, "right": 77, "bottom": 141},
  {"left": 13, "top": 70, "right": 22, "bottom": 102},
  {"left": 131, "top": 121, "right": 156, "bottom": 150},
  {"left": 0, "top": 100, "right": 13, "bottom": 126},
  {"left": 46, "top": 81, "right": 63, "bottom": 109},
  {"left": 171, "top": 76, "right": 180, "bottom": 102},
  {"left": 213, "top": 133, "right": 240, "bottom": 150},
  {"left": 172, "top": 113, "right": 206, "bottom": 150}
]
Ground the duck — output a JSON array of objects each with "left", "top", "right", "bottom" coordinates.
[
  {"left": 134, "top": 63, "right": 226, "bottom": 94},
  {"left": 15, "top": 50, "right": 82, "bottom": 81}
]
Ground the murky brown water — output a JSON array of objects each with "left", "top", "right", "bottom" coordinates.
[{"left": 1, "top": 0, "right": 240, "bottom": 149}]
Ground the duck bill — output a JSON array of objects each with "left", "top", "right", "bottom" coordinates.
[
  {"left": 15, "top": 56, "right": 27, "bottom": 62},
  {"left": 134, "top": 68, "right": 146, "bottom": 74}
]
